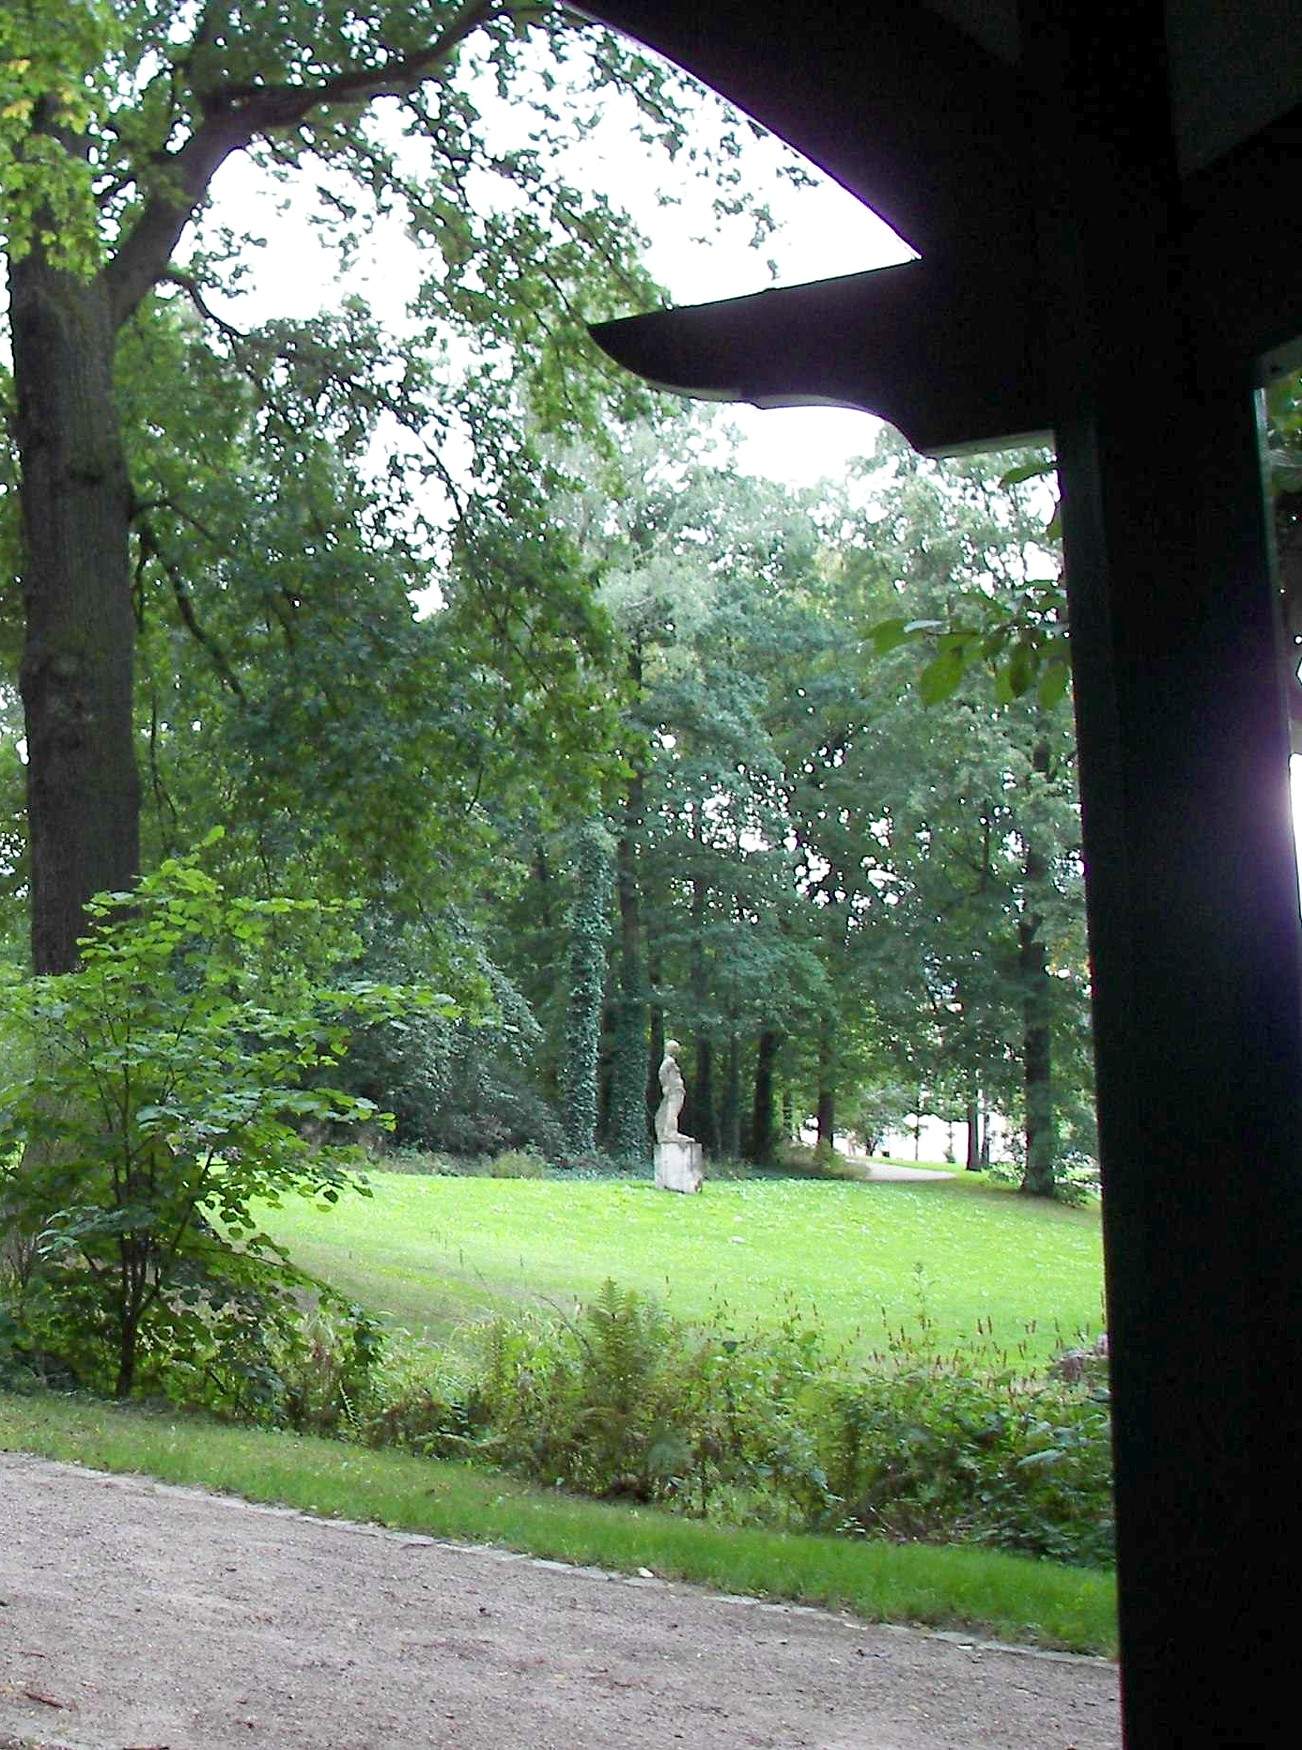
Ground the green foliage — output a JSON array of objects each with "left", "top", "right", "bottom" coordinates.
[
  {"left": 0, "top": 841, "right": 438, "bottom": 1400},
  {"left": 822, "top": 1354, "right": 1113, "bottom": 1565},
  {"left": 866, "top": 444, "right": 1066, "bottom": 707},
  {"left": 0, "top": 0, "right": 114, "bottom": 272},
  {"left": 336, "top": 917, "right": 563, "bottom": 1159},
  {"left": 844, "top": 431, "right": 1089, "bottom": 1195},
  {"left": 371, "top": 1282, "right": 1113, "bottom": 1566},
  {"left": 483, "top": 1147, "right": 547, "bottom": 1178}
]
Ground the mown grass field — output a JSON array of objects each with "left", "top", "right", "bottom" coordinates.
[{"left": 259, "top": 1168, "right": 1106, "bottom": 1360}]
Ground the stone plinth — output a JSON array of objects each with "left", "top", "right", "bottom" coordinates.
[{"left": 654, "top": 1138, "right": 704, "bottom": 1194}]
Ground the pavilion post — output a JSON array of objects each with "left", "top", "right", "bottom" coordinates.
[{"left": 1028, "top": 7, "right": 1302, "bottom": 1743}]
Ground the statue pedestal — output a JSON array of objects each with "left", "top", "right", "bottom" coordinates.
[{"left": 654, "top": 1138, "right": 704, "bottom": 1194}]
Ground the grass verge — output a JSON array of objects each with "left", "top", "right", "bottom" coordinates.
[{"left": 0, "top": 1389, "right": 1116, "bottom": 1657}]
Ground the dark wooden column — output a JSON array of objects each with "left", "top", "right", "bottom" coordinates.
[{"left": 1027, "top": 7, "right": 1302, "bottom": 1743}]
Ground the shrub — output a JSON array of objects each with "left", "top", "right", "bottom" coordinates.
[
  {"left": 485, "top": 1149, "right": 546, "bottom": 1179},
  {"left": 360, "top": 1350, "right": 490, "bottom": 1458},
  {"left": 0, "top": 841, "right": 435, "bottom": 1403},
  {"left": 818, "top": 1363, "right": 1113, "bottom": 1564},
  {"left": 365, "top": 1285, "right": 1113, "bottom": 1565},
  {"left": 774, "top": 1143, "right": 864, "bottom": 1181}
]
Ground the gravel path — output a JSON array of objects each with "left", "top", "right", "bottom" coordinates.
[{"left": 0, "top": 1453, "right": 1120, "bottom": 1749}]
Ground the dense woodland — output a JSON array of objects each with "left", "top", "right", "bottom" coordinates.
[
  {"left": 1, "top": 1, "right": 1297, "bottom": 1224},
  {"left": 0, "top": 1, "right": 1103, "bottom": 1207}
]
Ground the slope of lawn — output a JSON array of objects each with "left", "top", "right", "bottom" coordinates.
[{"left": 260, "top": 1169, "right": 1105, "bottom": 1359}]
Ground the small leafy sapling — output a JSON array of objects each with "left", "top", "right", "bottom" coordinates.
[{"left": 0, "top": 837, "right": 450, "bottom": 1400}]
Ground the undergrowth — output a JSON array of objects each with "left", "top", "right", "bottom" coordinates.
[{"left": 110, "top": 1278, "right": 1113, "bottom": 1568}]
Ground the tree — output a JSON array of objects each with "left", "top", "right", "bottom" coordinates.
[
  {"left": 851, "top": 431, "right": 1089, "bottom": 1195},
  {"left": 0, "top": 843, "right": 424, "bottom": 1398},
  {"left": 1, "top": 0, "right": 761, "bottom": 972},
  {"left": 576, "top": 430, "right": 827, "bottom": 1161}
]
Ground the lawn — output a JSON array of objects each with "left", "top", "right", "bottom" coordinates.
[{"left": 259, "top": 1168, "right": 1105, "bottom": 1360}]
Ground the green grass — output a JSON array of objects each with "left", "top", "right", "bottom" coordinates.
[
  {"left": 0, "top": 1389, "right": 1116, "bottom": 1656},
  {"left": 259, "top": 1169, "right": 1105, "bottom": 1359}
]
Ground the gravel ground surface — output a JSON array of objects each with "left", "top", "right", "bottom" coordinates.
[{"left": 0, "top": 1453, "right": 1120, "bottom": 1749}]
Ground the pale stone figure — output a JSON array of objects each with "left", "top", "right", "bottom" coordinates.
[
  {"left": 654, "top": 1038, "right": 704, "bottom": 1193},
  {"left": 654, "top": 1039, "right": 690, "bottom": 1142}
]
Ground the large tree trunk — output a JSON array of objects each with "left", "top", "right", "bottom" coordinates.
[
  {"left": 690, "top": 1035, "right": 717, "bottom": 1151},
  {"left": 719, "top": 1027, "right": 741, "bottom": 1158},
  {"left": 11, "top": 253, "right": 139, "bottom": 971},
  {"left": 748, "top": 1028, "right": 781, "bottom": 1165},
  {"left": 1019, "top": 901, "right": 1056, "bottom": 1194}
]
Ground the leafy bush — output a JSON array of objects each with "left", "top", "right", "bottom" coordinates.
[
  {"left": 366, "top": 1147, "right": 548, "bottom": 1178},
  {"left": 485, "top": 1149, "right": 546, "bottom": 1179},
  {"left": 340, "top": 923, "right": 562, "bottom": 1160},
  {"left": 820, "top": 1362, "right": 1113, "bottom": 1564},
  {"left": 774, "top": 1143, "right": 865, "bottom": 1181},
  {"left": 360, "top": 1350, "right": 490, "bottom": 1457},
  {"left": 362, "top": 1284, "right": 1113, "bottom": 1566},
  {"left": 0, "top": 843, "right": 434, "bottom": 1403}
]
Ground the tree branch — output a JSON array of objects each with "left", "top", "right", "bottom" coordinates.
[
  {"left": 105, "top": 0, "right": 507, "bottom": 329},
  {"left": 105, "top": 111, "right": 258, "bottom": 327},
  {"left": 134, "top": 514, "right": 247, "bottom": 701},
  {"left": 216, "top": 0, "right": 503, "bottom": 119},
  {"left": 161, "top": 267, "right": 249, "bottom": 346}
]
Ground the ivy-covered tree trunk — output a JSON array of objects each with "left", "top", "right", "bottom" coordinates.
[
  {"left": 687, "top": 811, "right": 718, "bottom": 1150},
  {"left": 645, "top": 939, "right": 665, "bottom": 1134},
  {"left": 11, "top": 249, "right": 140, "bottom": 972},
  {"left": 780, "top": 1087, "right": 796, "bottom": 1144},
  {"left": 606, "top": 776, "right": 649, "bottom": 1164},
  {"left": 748, "top": 1027, "right": 781, "bottom": 1165},
  {"left": 560, "top": 823, "right": 612, "bottom": 1158}
]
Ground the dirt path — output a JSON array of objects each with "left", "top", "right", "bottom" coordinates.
[{"left": 0, "top": 1453, "right": 1120, "bottom": 1749}]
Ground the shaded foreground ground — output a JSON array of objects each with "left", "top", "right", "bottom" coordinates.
[{"left": 0, "top": 1455, "right": 1119, "bottom": 1749}]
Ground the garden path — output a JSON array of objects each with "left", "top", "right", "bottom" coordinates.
[{"left": 0, "top": 1453, "right": 1120, "bottom": 1749}]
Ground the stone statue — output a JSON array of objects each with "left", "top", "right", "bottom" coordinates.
[{"left": 655, "top": 1039, "right": 691, "bottom": 1142}]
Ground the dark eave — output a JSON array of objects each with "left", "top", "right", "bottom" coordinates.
[
  {"left": 580, "top": 2, "right": 1302, "bottom": 442},
  {"left": 576, "top": 0, "right": 1038, "bottom": 450},
  {"left": 574, "top": 0, "right": 1033, "bottom": 262},
  {"left": 590, "top": 259, "right": 1048, "bottom": 457}
]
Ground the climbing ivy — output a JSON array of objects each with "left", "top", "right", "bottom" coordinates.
[{"left": 559, "top": 821, "right": 613, "bottom": 1159}]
